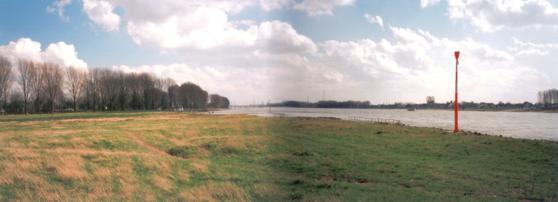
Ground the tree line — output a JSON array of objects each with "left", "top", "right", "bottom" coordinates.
[
  {"left": 0, "top": 56, "right": 229, "bottom": 114},
  {"left": 272, "top": 100, "right": 371, "bottom": 108},
  {"left": 537, "top": 89, "right": 558, "bottom": 107}
]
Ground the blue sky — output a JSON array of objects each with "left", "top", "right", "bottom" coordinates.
[
  {"left": 1, "top": 0, "right": 558, "bottom": 104},
  {"left": 2, "top": 0, "right": 452, "bottom": 66},
  {"left": 0, "top": 1, "right": 172, "bottom": 66}
]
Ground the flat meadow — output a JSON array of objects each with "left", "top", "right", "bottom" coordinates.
[{"left": 0, "top": 112, "right": 557, "bottom": 201}]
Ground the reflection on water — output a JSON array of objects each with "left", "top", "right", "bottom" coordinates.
[{"left": 216, "top": 107, "right": 558, "bottom": 141}]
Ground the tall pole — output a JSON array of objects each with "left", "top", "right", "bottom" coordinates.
[{"left": 453, "top": 51, "right": 460, "bottom": 133}]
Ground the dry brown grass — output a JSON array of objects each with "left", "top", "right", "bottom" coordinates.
[
  {"left": 4, "top": 147, "right": 153, "bottom": 157},
  {"left": 0, "top": 158, "right": 42, "bottom": 185},
  {"left": 0, "top": 113, "right": 271, "bottom": 201},
  {"left": 93, "top": 167, "right": 112, "bottom": 178},
  {"left": 152, "top": 175, "right": 172, "bottom": 192},
  {"left": 59, "top": 117, "right": 134, "bottom": 123},
  {"left": 218, "top": 136, "right": 248, "bottom": 154},
  {"left": 190, "top": 160, "right": 210, "bottom": 174},
  {"left": 125, "top": 132, "right": 168, "bottom": 156},
  {"left": 176, "top": 169, "right": 190, "bottom": 182},
  {"left": 87, "top": 182, "right": 112, "bottom": 201},
  {"left": 169, "top": 137, "right": 187, "bottom": 145},
  {"left": 179, "top": 182, "right": 248, "bottom": 202},
  {"left": 112, "top": 159, "right": 137, "bottom": 199},
  {"left": 45, "top": 154, "right": 87, "bottom": 180}
]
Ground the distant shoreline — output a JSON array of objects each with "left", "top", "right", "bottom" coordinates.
[
  {"left": 414, "top": 108, "right": 558, "bottom": 113},
  {"left": 235, "top": 106, "right": 558, "bottom": 113}
]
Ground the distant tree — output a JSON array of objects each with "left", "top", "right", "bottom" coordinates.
[
  {"left": 117, "top": 72, "right": 131, "bottom": 110},
  {"left": 168, "top": 84, "right": 179, "bottom": 110},
  {"left": 426, "top": 96, "right": 435, "bottom": 104},
  {"left": 17, "top": 60, "right": 41, "bottom": 114},
  {"left": 156, "top": 78, "right": 175, "bottom": 92},
  {"left": 208, "top": 94, "right": 230, "bottom": 108},
  {"left": 2, "top": 55, "right": 225, "bottom": 114},
  {"left": 538, "top": 89, "right": 558, "bottom": 108},
  {"left": 41, "top": 63, "right": 64, "bottom": 113},
  {"left": 178, "top": 82, "right": 208, "bottom": 110},
  {"left": 65, "top": 66, "right": 86, "bottom": 112},
  {"left": 156, "top": 78, "right": 175, "bottom": 110},
  {"left": 0, "top": 56, "right": 12, "bottom": 112}
]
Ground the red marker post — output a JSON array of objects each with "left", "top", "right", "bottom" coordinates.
[{"left": 453, "top": 51, "right": 460, "bottom": 133}]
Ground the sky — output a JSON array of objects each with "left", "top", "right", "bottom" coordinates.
[{"left": 1, "top": 0, "right": 558, "bottom": 105}]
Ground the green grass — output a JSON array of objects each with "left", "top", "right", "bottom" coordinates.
[{"left": 0, "top": 112, "right": 556, "bottom": 201}]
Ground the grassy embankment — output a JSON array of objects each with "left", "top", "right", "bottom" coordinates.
[{"left": 0, "top": 112, "right": 557, "bottom": 201}]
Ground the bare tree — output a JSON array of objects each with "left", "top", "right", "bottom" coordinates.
[
  {"left": 156, "top": 78, "right": 176, "bottom": 92},
  {"left": 85, "top": 68, "right": 101, "bottom": 111},
  {"left": 31, "top": 63, "right": 44, "bottom": 113},
  {"left": 17, "top": 60, "right": 40, "bottom": 114},
  {"left": 538, "top": 89, "right": 558, "bottom": 107},
  {"left": 168, "top": 84, "right": 179, "bottom": 110},
  {"left": 6, "top": 60, "right": 218, "bottom": 113},
  {"left": 65, "top": 66, "right": 86, "bottom": 112},
  {"left": 41, "top": 63, "right": 64, "bottom": 113},
  {"left": 0, "top": 56, "right": 12, "bottom": 112}
]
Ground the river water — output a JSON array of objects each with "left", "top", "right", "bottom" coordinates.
[{"left": 215, "top": 107, "right": 558, "bottom": 141}]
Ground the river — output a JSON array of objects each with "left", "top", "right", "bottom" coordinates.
[{"left": 215, "top": 107, "right": 558, "bottom": 141}]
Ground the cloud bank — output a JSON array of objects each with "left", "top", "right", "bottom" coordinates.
[{"left": 27, "top": 0, "right": 558, "bottom": 104}]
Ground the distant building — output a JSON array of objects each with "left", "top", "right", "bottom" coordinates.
[{"left": 426, "top": 96, "right": 435, "bottom": 104}]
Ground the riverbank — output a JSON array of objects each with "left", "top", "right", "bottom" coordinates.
[
  {"left": 418, "top": 108, "right": 558, "bottom": 113},
  {"left": 262, "top": 106, "right": 558, "bottom": 113},
  {"left": 220, "top": 107, "right": 558, "bottom": 141},
  {"left": 0, "top": 112, "right": 557, "bottom": 201}
]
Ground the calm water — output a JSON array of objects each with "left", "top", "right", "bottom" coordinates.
[{"left": 215, "top": 107, "right": 558, "bottom": 141}]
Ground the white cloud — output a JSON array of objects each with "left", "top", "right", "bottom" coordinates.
[
  {"left": 259, "top": 0, "right": 292, "bottom": 11},
  {"left": 301, "top": 26, "right": 549, "bottom": 103},
  {"left": 0, "top": 38, "right": 88, "bottom": 70},
  {"left": 47, "top": 0, "right": 72, "bottom": 20},
  {"left": 293, "top": 0, "right": 355, "bottom": 16},
  {"left": 255, "top": 21, "right": 317, "bottom": 54},
  {"left": 510, "top": 38, "right": 558, "bottom": 56},
  {"left": 112, "top": 1, "right": 317, "bottom": 54},
  {"left": 364, "top": 14, "right": 384, "bottom": 29},
  {"left": 114, "top": 25, "right": 553, "bottom": 104},
  {"left": 82, "top": 0, "right": 121, "bottom": 31},
  {"left": 67, "top": 0, "right": 555, "bottom": 104},
  {"left": 420, "top": 0, "right": 441, "bottom": 8},
  {"left": 44, "top": 42, "right": 88, "bottom": 69},
  {"left": 448, "top": 0, "right": 558, "bottom": 32}
]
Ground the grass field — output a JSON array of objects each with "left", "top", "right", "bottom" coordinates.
[{"left": 0, "top": 112, "right": 557, "bottom": 201}]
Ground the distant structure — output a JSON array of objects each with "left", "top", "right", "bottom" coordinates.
[
  {"left": 426, "top": 96, "right": 435, "bottom": 104},
  {"left": 537, "top": 89, "right": 558, "bottom": 105}
]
